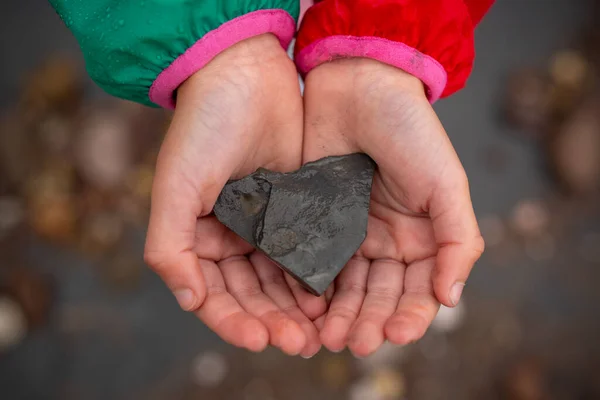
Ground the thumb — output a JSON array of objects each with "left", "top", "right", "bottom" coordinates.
[
  {"left": 144, "top": 157, "right": 209, "bottom": 311},
  {"left": 144, "top": 79, "right": 244, "bottom": 312},
  {"left": 429, "top": 176, "right": 485, "bottom": 307}
]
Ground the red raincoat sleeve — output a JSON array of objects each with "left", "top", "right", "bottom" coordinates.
[{"left": 295, "top": 0, "right": 494, "bottom": 102}]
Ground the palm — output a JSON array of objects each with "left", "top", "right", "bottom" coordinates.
[
  {"left": 303, "top": 59, "right": 484, "bottom": 356},
  {"left": 145, "top": 35, "right": 323, "bottom": 357}
]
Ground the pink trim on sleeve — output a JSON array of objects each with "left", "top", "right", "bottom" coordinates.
[
  {"left": 149, "top": 9, "right": 296, "bottom": 109},
  {"left": 295, "top": 35, "right": 448, "bottom": 103}
]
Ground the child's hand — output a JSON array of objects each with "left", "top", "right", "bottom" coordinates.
[
  {"left": 303, "top": 59, "right": 485, "bottom": 357},
  {"left": 144, "top": 34, "right": 323, "bottom": 357}
]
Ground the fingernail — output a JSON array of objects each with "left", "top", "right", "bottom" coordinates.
[
  {"left": 301, "top": 351, "right": 318, "bottom": 359},
  {"left": 450, "top": 282, "right": 466, "bottom": 306},
  {"left": 173, "top": 289, "right": 196, "bottom": 311}
]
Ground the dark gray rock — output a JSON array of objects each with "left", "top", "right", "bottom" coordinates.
[{"left": 214, "top": 154, "right": 376, "bottom": 296}]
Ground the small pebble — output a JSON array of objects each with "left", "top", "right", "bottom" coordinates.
[
  {"left": 550, "top": 50, "right": 589, "bottom": 89},
  {"left": 76, "top": 111, "right": 132, "bottom": 190},
  {"left": 20, "top": 57, "right": 83, "bottom": 115},
  {"left": 504, "top": 358, "right": 545, "bottom": 400},
  {"left": 29, "top": 196, "right": 77, "bottom": 243},
  {"left": 350, "top": 368, "right": 406, "bottom": 400},
  {"left": 355, "top": 341, "right": 407, "bottom": 373},
  {"left": 510, "top": 199, "right": 550, "bottom": 238},
  {"left": 432, "top": 303, "right": 466, "bottom": 333},
  {"left": 373, "top": 368, "right": 406, "bottom": 399},
  {"left": 549, "top": 100, "right": 600, "bottom": 193},
  {"left": 190, "top": 351, "right": 228, "bottom": 388},
  {"left": 0, "top": 296, "right": 27, "bottom": 352},
  {"left": 349, "top": 376, "right": 382, "bottom": 400}
]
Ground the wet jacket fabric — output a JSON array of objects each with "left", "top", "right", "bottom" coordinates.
[{"left": 49, "top": 0, "right": 494, "bottom": 108}]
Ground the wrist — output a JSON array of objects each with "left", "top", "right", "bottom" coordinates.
[
  {"left": 178, "top": 33, "right": 291, "bottom": 107},
  {"left": 303, "top": 58, "right": 432, "bottom": 152},
  {"left": 306, "top": 58, "right": 427, "bottom": 102},
  {"left": 209, "top": 33, "right": 289, "bottom": 67}
]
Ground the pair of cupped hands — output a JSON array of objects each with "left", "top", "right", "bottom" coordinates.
[{"left": 144, "top": 34, "right": 484, "bottom": 358}]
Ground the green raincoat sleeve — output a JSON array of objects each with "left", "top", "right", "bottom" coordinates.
[{"left": 49, "top": 1, "right": 300, "bottom": 108}]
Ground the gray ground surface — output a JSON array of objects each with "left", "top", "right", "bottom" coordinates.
[{"left": 1, "top": 1, "right": 599, "bottom": 399}]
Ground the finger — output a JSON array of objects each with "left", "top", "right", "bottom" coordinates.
[
  {"left": 314, "top": 314, "right": 327, "bottom": 331},
  {"left": 219, "top": 256, "right": 306, "bottom": 356},
  {"left": 194, "top": 258, "right": 268, "bottom": 352},
  {"left": 429, "top": 177, "right": 485, "bottom": 307},
  {"left": 325, "top": 282, "right": 335, "bottom": 306},
  {"left": 284, "top": 273, "right": 328, "bottom": 321},
  {"left": 250, "top": 253, "right": 321, "bottom": 358},
  {"left": 320, "top": 257, "right": 370, "bottom": 353},
  {"left": 145, "top": 147, "right": 210, "bottom": 311},
  {"left": 385, "top": 257, "right": 440, "bottom": 345},
  {"left": 347, "top": 260, "right": 405, "bottom": 358}
]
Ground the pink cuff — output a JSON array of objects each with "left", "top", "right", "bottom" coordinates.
[
  {"left": 149, "top": 9, "right": 296, "bottom": 109},
  {"left": 295, "top": 35, "right": 448, "bottom": 103}
]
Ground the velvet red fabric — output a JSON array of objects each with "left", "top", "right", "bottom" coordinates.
[{"left": 295, "top": 0, "right": 494, "bottom": 98}]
